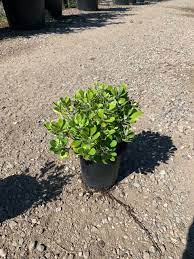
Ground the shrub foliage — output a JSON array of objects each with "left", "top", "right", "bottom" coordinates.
[{"left": 45, "top": 82, "right": 142, "bottom": 164}]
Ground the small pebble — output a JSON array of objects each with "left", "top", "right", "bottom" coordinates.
[
  {"left": 133, "top": 182, "right": 140, "bottom": 188},
  {"left": 143, "top": 251, "right": 150, "bottom": 259},
  {"left": 98, "top": 239, "right": 105, "bottom": 248},
  {"left": 78, "top": 251, "right": 83, "bottom": 257},
  {"left": 67, "top": 254, "right": 75, "bottom": 259},
  {"left": 149, "top": 246, "right": 156, "bottom": 253},
  {"left": 36, "top": 243, "right": 46, "bottom": 252},
  {"left": 29, "top": 241, "right": 37, "bottom": 251},
  {"left": 0, "top": 249, "right": 6, "bottom": 258},
  {"left": 56, "top": 207, "right": 62, "bottom": 212},
  {"left": 83, "top": 251, "right": 90, "bottom": 259}
]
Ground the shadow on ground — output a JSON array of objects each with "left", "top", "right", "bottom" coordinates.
[
  {"left": 0, "top": 7, "right": 133, "bottom": 40},
  {"left": 118, "top": 131, "right": 177, "bottom": 181},
  {"left": 183, "top": 219, "right": 194, "bottom": 259},
  {"left": 0, "top": 161, "right": 73, "bottom": 223}
]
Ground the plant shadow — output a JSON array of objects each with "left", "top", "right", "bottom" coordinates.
[
  {"left": 183, "top": 219, "right": 194, "bottom": 259},
  {"left": 0, "top": 161, "right": 73, "bottom": 223},
  {"left": 0, "top": 7, "right": 133, "bottom": 40},
  {"left": 118, "top": 131, "right": 177, "bottom": 181}
]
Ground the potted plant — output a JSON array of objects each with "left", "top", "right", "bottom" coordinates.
[
  {"left": 45, "top": 83, "right": 142, "bottom": 189},
  {"left": 2, "top": 0, "right": 45, "bottom": 29},
  {"left": 77, "top": 0, "right": 98, "bottom": 11},
  {"left": 113, "top": 0, "right": 129, "bottom": 5},
  {"left": 45, "top": 0, "right": 63, "bottom": 19}
]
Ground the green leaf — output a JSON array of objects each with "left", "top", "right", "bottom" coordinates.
[
  {"left": 90, "top": 125, "right": 97, "bottom": 136},
  {"left": 82, "top": 144, "right": 91, "bottom": 150},
  {"left": 71, "top": 140, "right": 81, "bottom": 148},
  {"left": 50, "top": 139, "right": 57, "bottom": 147},
  {"left": 98, "top": 109, "right": 104, "bottom": 118},
  {"left": 87, "top": 89, "right": 94, "bottom": 100},
  {"left": 89, "top": 148, "right": 96, "bottom": 155},
  {"left": 75, "top": 89, "right": 84, "bottom": 99},
  {"left": 109, "top": 101, "right": 117, "bottom": 110},
  {"left": 110, "top": 157, "right": 116, "bottom": 162},
  {"left": 106, "top": 117, "right": 115, "bottom": 123},
  {"left": 60, "top": 151, "right": 69, "bottom": 159},
  {"left": 111, "top": 152, "right": 117, "bottom": 157},
  {"left": 108, "top": 129, "right": 116, "bottom": 135},
  {"left": 57, "top": 117, "right": 64, "bottom": 128},
  {"left": 92, "top": 132, "right": 100, "bottom": 141},
  {"left": 110, "top": 140, "right": 117, "bottom": 147},
  {"left": 74, "top": 113, "right": 82, "bottom": 124},
  {"left": 130, "top": 111, "right": 143, "bottom": 123},
  {"left": 118, "top": 98, "right": 126, "bottom": 105},
  {"left": 44, "top": 122, "right": 52, "bottom": 131}
]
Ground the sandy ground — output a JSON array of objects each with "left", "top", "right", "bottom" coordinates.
[{"left": 0, "top": 0, "right": 194, "bottom": 258}]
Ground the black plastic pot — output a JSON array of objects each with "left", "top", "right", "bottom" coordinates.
[
  {"left": 2, "top": 0, "right": 45, "bottom": 30},
  {"left": 45, "top": 0, "right": 63, "bottom": 18},
  {"left": 136, "top": 0, "right": 144, "bottom": 4},
  {"left": 77, "top": 0, "right": 98, "bottom": 11},
  {"left": 80, "top": 142, "right": 127, "bottom": 189},
  {"left": 113, "top": 0, "right": 129, "bottom": 5},
  {"left": 80, "top": 157, "right": 121, "bottom": 189}
]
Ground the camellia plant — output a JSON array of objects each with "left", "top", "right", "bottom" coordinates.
[{"left": 45, "top": 82, "right": 142, "bottom": 164}]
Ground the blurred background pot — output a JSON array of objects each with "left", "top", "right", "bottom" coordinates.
[
  {"left": 45, "top": 0, "right": 63, "bottom": 18},
  {"left": 2, "top": 0, "right": 45, "bottom": 29},
  {"left": 77, "top": 0, "right": 98, "bottom": 11}
]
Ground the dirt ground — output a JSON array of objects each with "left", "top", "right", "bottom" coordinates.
[{"left": 0, "top": 0, "right": 194, "bottom": 258}]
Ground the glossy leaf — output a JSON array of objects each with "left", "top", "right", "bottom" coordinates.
[{"left": 110, "top": 140, "right": 117, "bottom": 147}]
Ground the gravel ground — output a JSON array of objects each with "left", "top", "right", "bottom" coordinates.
[{"left": 0, "top": 0, "right": 194, "bottom": 258}]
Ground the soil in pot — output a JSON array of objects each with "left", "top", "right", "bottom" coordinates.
[
  {"left": 77, "top": 0, "right": 98, "bottom": 11},
  {"left": 2, "top": 0, "right": 45, "bottom": 30},
  {"left": 45, "top": 0, "right": 63, "bottom": 19}
]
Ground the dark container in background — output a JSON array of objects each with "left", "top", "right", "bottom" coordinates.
[{"left": 2, "top": 0, "right": 45, "bottom": 29}]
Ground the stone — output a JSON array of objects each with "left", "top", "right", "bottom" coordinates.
[
  {"left": 78, "top": 251, "right": 82, "bottom": 257},
  {"left": 29, "top": 240, "right": 37, "bottom": 251},
  {"left": 36, "top": 243, "right": 46, "bottom": 252},
  {"left": 56, "top": 207, "right": 62, "bottom": 212},
  {"left": 18, "top": 238, "right": 24, "bottom": 246},
  {"left": 149, "top": 246, "right": 156, "bottom": 253},
  {"left": 143, "top": 251, "right": 150, "bottom": 259},
  {"left": 159, "top": 170, "right": 166, "bottom": 178},
  {"left": 178, "top": 125, "right": 184, "bottom": 133},
  {"left": 31, "top": 219, "right": 37, "bottom": 224},
  {"left": 102, "top": 218, "right": 108, "bottom": 224},
  {"left": 108, "top": 217, "right": 112, "bottom": 222},
  {"left": 9, "top": 221, "right": 17, "bottom": 229},
  {"left": 0, "top": 249, "right": 6, "bottom": 258},
  {"left": 133, "top": 182, "right": 140, "bottom": 188},
  {"left": 83, "top": 251, "right": 90, "bottom": 259},
  {"left": 91, "top": 226, "right": 98, "bottom": 233},
  {"left": 45, "top": 252, "right": 52, "bottom": 258},
  {"left": 98, "top": 240, "right": 105, "bottom": 248},
  {"left": 67, "top": 254, "right": 75, "bottom": 259}
]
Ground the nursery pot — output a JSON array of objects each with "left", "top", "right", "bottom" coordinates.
[
  {"left": 80, "top": 157, "right": 121, "bottom": 189},
  {"left": 45, "top": 0, "right": 63, "bottom": 18},
  {"left": 77, "top": 0, "right": 98, "bottom": 11},
  {"left": 136, "top": 0, "right": 144, "bottom": 4},
  {"left": 2, "top": 0, "right": 45, "bottom": 30},
  {"left": 113, "top": 0, "right": 129, "bottom": 5},
  {"left": 80, "top": 142, "right": 127, "bottom": 189}
]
